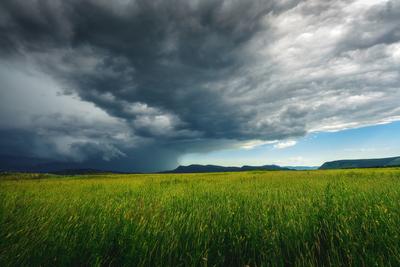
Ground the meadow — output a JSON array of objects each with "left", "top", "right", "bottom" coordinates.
[{"left": 1, "top": 169, "right": 400, "bottom": 266}]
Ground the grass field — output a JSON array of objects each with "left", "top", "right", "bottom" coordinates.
[{"left": 1, "top": 169, "right": 400, "bottom": 266}]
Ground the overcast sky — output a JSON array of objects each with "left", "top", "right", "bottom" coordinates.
[{"left": 1, "top": 0, "right": 400, "bottom": 172}]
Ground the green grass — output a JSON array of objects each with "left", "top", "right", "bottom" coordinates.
[{"left": 1, "top": 169, "right": 400, "bottom": 266}]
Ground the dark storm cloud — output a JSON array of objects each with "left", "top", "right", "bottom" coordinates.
[
  {"left": 1, "top": 0, "right": 400, "bottom": 171},
  {"left": 0, "top": 0, "right": 302, "bottom": 140},
  {"left": 0, "top": 129, "right": 57, "bottom": 158}
]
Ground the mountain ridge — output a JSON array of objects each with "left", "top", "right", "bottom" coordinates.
[
  {"left": 2, "top": 154, "right": 400, "bottom": 174},
  {"left": 161, "top": 164, "right": 291, "bottom": 173},
  {"left": 319, "top": 156, "right": 400, "bottom": 169}
]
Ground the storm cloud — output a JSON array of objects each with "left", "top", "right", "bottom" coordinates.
[{"left": 1, "top": 0, "right": 400, "bottom": 172}]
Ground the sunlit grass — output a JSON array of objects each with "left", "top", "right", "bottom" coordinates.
[{"left": 1, "top": 169, "right": 400, "bottom": 266}]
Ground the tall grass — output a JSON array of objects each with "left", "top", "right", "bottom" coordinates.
[{"left": 1, "top": 169, "right": 400, "bottom": 266}]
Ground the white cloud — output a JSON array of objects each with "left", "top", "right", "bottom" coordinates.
[
  {"left": 274, "top": 140, "right": 297, "bottom": 149},
  {"left": 238, "top": 140, "right": 277, "bottom": 150}
]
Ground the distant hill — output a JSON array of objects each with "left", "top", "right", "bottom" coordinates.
[
  {"left": 162, "top": 164, "right": 291, "bottom": 173},
  {"left": 319, "top": 156, "right": 400, "bottom": 170},
  {"left": 50, "top": 169, "right": 132, "bottom": 175},
  {"left": 0, "top": 154, "right": 294, "bottom": 174}
]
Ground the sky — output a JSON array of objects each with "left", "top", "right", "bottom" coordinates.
[{"left": 0, "top": 0, "right": 400, "bottom": 172}]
